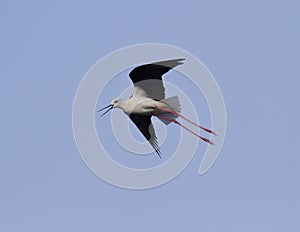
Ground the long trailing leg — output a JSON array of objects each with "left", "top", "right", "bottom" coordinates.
[
  {"left": 156, "top": 115, "right": 214, "bottom": 145},
  {"left": 154, "top": 105, "right": 217, "bottom": 136}
]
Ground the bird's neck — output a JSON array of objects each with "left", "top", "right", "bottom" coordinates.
[{"left": 116, "top": 99, "right": 127, "bottom": 110}]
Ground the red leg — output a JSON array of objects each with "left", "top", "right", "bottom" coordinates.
[
  {"left": 156, "top": 115, "right": 214, "bottom": 145},
  {"left": 154, "top": 105, "right": 217, "bottom": 136}
]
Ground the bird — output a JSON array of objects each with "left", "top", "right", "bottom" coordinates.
[{"left": 97, "top": 58, "right": 216, "bottom": 158}]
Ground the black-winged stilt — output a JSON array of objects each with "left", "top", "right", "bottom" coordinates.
[{"left": 98, "top": 58, "right": 216, "bottom": 158}]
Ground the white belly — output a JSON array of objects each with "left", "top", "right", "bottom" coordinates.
[
  {"left": 123, "top": 97, "right": 175, "bottom": 115},
  {"left": 124, "top": 98, "right": 156, "bottom": 115}
]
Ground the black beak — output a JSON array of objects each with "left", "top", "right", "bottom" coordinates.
[{"left": 97, "top": 104, "right": 113, "bottom": 117}]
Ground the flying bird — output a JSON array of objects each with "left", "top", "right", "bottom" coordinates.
[{"left": 98, "top": 58, "right": 216, "bottom": 158}]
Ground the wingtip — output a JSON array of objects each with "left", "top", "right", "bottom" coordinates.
[
  {"left": 175, "top": 58, "right": 185, "bottom": 64},
  {"left": 172, "top": 58, "right": 185, "bottom": 65},
  {"left": 158, "top": 152, "right": 163, "bottom": 159},
  {"left": 154, "top": 58, "right": 186, "bottom": 68},
  {"left": 176, "top": 58, "right": 185, "bottom": 62},
  {"left": 156, "top": 149, "right": 162, "bottom": 159}
]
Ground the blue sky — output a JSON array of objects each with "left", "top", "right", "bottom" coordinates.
[{"left": 1, "top": 0, "right": 299, "bottom": 231}]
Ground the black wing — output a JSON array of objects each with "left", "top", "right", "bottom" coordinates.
[
  {"left": 129, "top": 58, "right": 185, "bottom": 100},
  {"left": 129, "top": 114, "right": 162, "bottom": 158}
]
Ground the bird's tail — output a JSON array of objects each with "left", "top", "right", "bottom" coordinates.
[{"left": 158, "top": 96, "right": 181, "bottom": 125}]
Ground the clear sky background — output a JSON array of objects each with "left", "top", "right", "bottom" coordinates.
[{"left": 1, "top": 0, "right": 299, "bottom": 231}]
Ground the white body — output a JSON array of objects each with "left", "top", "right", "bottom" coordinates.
[{"left": 117, "top": 97, "right": 175, "bottom": 116}]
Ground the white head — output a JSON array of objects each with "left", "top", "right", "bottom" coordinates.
[
  {"left": 111, "top": 98, "right": 124, "bottom": 109},
  {"left": 97, "top": 98, "right": 125, "bottom": 117}
]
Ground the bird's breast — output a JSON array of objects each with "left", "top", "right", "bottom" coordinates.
[{"left": 124, "top": 98, "right": 156, "bottom": 115}]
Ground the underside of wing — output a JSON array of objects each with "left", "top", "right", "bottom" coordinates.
[
  {"left": 129, "top": 58, "right": 185, "bottom": 100},
  {"left": 129, "top": 114, "right": 162, "bottom": 158},
  {"left": 133, "top": 80, "right": 165, "bottom": 100}
]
